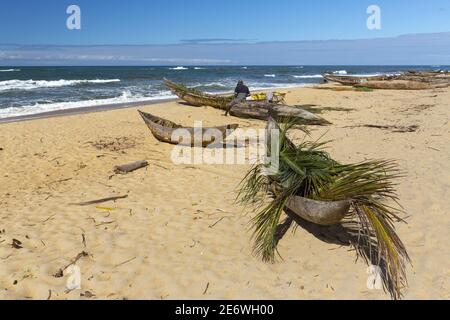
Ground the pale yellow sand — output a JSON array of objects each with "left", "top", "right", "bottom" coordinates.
[{"left": 0, "top": 85, "right": 449, "bottom": 300}]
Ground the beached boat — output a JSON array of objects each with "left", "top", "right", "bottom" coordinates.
[
  {"left": 229, "top": 101, "right": 331, "bottom": 125},
  {"left": 397, "top": 71, "right": 450, "bottom": 84},
  {"left": 164, "top": 79, "right": 328, "bottom": 124},
  {"left": 164, "top": 78, "right": 234, "bottom": 109},
  {"left": 138, "top": 110, "right": 239, "bottom": 147},
  {"left": 269, "top": 182, "right": 351, "bottom": 226},
  {"left": 323, "top": 73, "right": 392, "bottom": 85},
  {"left": 286, "top": 196, "right": 351, "bottom": 226},
  {"left": 324, "top": 71, "right": 450, "bottom": 90},
  {"left": 264, "top": 118, "right": 350, "bottom": 225},
  {"left": 164, "top": 78, "right": 287, "bottom": 109},
  {"left": 353, "top": 80, "right": 449, "bottom": 90},
  {"left": 404, "top": 70, "right": 449, "bottom": 77},
  {"left": 238, "top": 117, "right": 410, "bottom": 299}
]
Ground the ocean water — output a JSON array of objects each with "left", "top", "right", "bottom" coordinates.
[{"left": 0, "top": 65, "right": 447, "bottom": 119}]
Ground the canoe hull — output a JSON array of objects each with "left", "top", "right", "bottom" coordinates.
[
  {"left": 138, "top": 110, "right": 238, "bottom": 147},
  {"left": 286, "top": 196, "right": 351, "bottom": 226},
  {"left": 164, "top": 78, "right": 232, "bottom": 109},
  {"left": 230, "top": 101, "right": 331, "bottom": 125},
  {"left": 324, "top": 71, "right": 450, "bottom": 89},
  {"left": 354, "top": 80, "right": 448, "bottom": 90},
  {"left": 323, "top": 74, "right": 391, "bottom": 85}
]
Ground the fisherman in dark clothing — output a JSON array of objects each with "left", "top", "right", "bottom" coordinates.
[
  {"left": 234, "top": 80, "right": 250, "bottom": 97},
  {"left": 225, "top": 80, "right": 251, "bottom": 116}
]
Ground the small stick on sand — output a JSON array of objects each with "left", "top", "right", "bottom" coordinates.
[
  {"left": 70, "top": 195, "right": 128, "bottom": 206},
  {"left": 203, "top": 282, "right": 210, "bottom": 295},
  {"left": 42, "top": 214, "right": 56, "bottom": 223},
  {"left": 48, "top": 178, "right": 73, "bottom": 185},
  {"left": 95, "top": 220, "right": 116, "bottom": 227},
  {"left": 114, "top": 257, "right": 137, "bottom": 268},
  {"left": 209, "top": 217, "right": 225, "bottom": 228}
]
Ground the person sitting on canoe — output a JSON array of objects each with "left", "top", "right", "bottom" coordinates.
[{"left": 225, "top": 80, "right": 251, "bottom": 116}]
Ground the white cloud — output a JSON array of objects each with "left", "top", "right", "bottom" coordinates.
[{"left": 0, "top": 32, "right": 449, "bottom": 65}]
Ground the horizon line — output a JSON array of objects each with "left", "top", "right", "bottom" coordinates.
[
  {"left": 1, "top": 31, "right": 449, "bottom": 47},
  {"left": 1, "top": 64, "right": 449, "bottom": 68}
]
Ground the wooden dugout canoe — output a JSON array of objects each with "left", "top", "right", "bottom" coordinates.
[
  {"left": 164, "top": 78, "right": 287, "bottom": 109},
  {"left": 286, "top": 196, "right": 351, "bottom": 226},
  {"left": 353, "top": 80, "right": 449, "bottom": 90},
  {"left": 229, "top": 101, "right": 331, "bottom": 125},
  {"left": 164, "top": 78, "right": 233, "bottom": 109},
  {"left": 323, "top": 73, "right": 393, "bottom": 85},
  {"left": 138, "top": 110, "right": 239, "bottom": 147}
]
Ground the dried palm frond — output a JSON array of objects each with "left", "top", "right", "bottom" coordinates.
[{"left": 238, "top": 118, "right": 410, "bottom": 299}]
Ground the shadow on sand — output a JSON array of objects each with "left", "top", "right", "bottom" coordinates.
[{"left": 274, "top": 208, "right": 399, "bottom": 299}]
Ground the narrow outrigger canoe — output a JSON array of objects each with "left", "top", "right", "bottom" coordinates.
[{"left": 138, "top": 110, "right": 239, "bottom": 147}]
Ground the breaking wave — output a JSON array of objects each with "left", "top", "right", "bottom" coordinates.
[
  {"left": 0, "top": 90, "right": 176, "bottom": 119},
  {"left": 292, "top": 74, "right": 323, "bottom": 79},
  {"left": 0, "top": 79, "right": 120, "bottom": 92},
  {"left": 333, "top": 70, "right": 348, "bottom": 75}
]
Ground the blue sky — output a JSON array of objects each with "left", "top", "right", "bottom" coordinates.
[
  {"left": 0, "top": 0, "right": 449, "bottom": 65},
  {"left": 0, "top": 0, "right": 448, "bottom": 44}
]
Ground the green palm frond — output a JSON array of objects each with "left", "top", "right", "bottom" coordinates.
[{"left": 237, "top": 117, "right": 410, "bottom": 299}]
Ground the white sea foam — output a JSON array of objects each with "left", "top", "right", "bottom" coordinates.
[
  {"left": 192, "top": 82, "right": 229, "bottom": 89},
  {"left": 0, "top": 79, "right": 120, "bottom": 92},
  {"left": 0, "top": 69, "right": 20, "bottom": 72},
  {"left": 333, "top": 70, "right": 348, "bottom": 75},
  {"left": 194, "top": 67, "right": 206, "bottom": 70},
  {"left": 292, "top": 74, "right": 323, "bottom": 79},
  {"left": 248, "top": 82, "right": 312, "bottom": 91},
  {"left": 169, "top": 66, "right": 188, "bottom": 70},
  {"left": 0, "top": 90, "right": 176, "bottom": 119},
  {"left": 345, "top": 73, "right": 382, "bottom": 77},
  {"left": 264, "top": 74, "right": 276, "bottom": 78},
  {"left": 332, "top": 73, "right": 401, "bottom": 77}
]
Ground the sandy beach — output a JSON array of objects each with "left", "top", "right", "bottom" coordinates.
[{"left": 0, "top": 85, "right": 449, "bottom": 300}]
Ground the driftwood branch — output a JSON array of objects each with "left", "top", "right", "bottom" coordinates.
[{"left": 114, "top": 160, "right": 149, "bottom": 174}]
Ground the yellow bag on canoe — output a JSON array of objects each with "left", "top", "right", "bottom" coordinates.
[
  {"left": 251, "top": 93, "right": 266, "bottom": 101},
  {"left": 251, "top": 92, "right": 286, "bottom": 103}
]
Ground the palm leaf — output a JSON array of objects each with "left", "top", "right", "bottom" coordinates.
[{"left": 238, "top": 118, "right": 410, "bottom": 299}]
